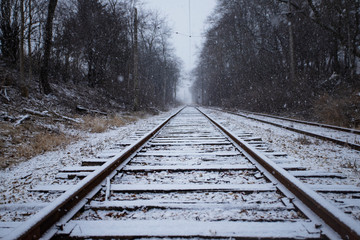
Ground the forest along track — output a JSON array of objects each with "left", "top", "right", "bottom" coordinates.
[
  {"left": 2, "top": 107, "right": 360, "bottom": 239},
  {"left": 215, "top": 108, "right": 360, "bottom": 151}
]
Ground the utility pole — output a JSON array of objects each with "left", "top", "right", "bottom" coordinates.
[{"left": 133, "top": 7, "right": 139, "bottom": 111}]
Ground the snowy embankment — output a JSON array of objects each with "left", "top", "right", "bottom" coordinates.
[
  {"left": 0, "top": 110, "right": 173, "bottom": 206},
  {"left": 202, "top": 108, "right": 360, "bottom": 187}
]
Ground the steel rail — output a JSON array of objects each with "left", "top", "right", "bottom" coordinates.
[
  {"left": 239, "top": 109, "right": 360, "bottom": 135},
  {"left": 198, "top": 107, "right": 360, "bottom": 240},
  {"left": 5, "top": 107, "right": 184, "bottom": 240},
  {"left": 216, "top": 108, "right": 360, "bottom": 151}
]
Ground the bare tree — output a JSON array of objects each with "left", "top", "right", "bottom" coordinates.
[
  {"left": 39, "top": 0, "right": 58, "bottom": 94},
  {"left": 19, "top": 0, "right": 28, "bottom": 97},
  {"left": 0, "top": 0, "right": 19, "bottom": 66},
  {"left": 133, "top": 7, "right": 139, "bottom": 111},
  {"left": 194, "top": 0, "right": 359, "bottom": 114},
  {"left": 27, "top": 0, "right": 33, "bottom": 86},
  {"left": 1, "top": 0, "right": 180, "bottom": 110}
]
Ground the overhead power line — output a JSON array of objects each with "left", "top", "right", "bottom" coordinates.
[{"left": 189, "top": 0, "right": 191, "bottom": 69}]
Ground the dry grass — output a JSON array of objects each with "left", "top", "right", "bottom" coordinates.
[
  {"left": 0, "top": 121, "right": 77, "bottom": 169},
  {"left": 313, "top": 92, "right": 360, "bottom": 128},
  {"left": 81, "top": 116, "right": 108, "bottom": 133},
  {"left": 0, "top": 111, "right": 143, "bottom": 169},
  {"left": 79, "top": 114, "right": 139, "bottom": 133},
  {"left": 14, "top": 133, "right": 73, "bottom": 159}
]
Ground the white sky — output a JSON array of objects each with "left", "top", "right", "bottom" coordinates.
[
  {"left": 143, "top": 0, "right": 217, "bottom": 103},
  {"left": 143, "top": 0, "right": 217, "bottom": 72}
]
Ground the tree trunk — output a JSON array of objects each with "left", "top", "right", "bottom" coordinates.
[
  {"left": 330, "top": 39, "right": 340, "bottom": 74},
  {"left": 163, "top": 53, "right": 167, "bottom": 107},
  {"left": 19, "top": 0, "right": 28, "bottom": 97},
  {"left": 288, "top": 0, "right": 296, "bottom": 87},
  {"left": 0, "top": 0, "right": 19, "bottom": 66},
  {"left": 174, "top": 83, "right": 176, "bottom": 103},
  {"left": 63, "top": 52, "right": 69, "bottom": 82},
  {"left": 133, "top": 7, "right": 139, "bottom": 111},
  {"left": 39, "top": 0, "right": 58, "bottom": 95},
  {"left": 27, "top": 0, "right": 33, "bottom": 86}
]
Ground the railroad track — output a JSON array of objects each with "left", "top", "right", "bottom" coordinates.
[
  {"left": 214, "top": 108, "right": 360, "bottom": 151},
  {"left": 2, "top": 106, "right": 360, "bottom": 239}
]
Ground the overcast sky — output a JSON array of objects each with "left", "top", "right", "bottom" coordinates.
[
  {"left": 142, "top": 0, "right": 217, "bottom": 103},
  {"left": 143, "top": 0, "right": 217, "bottom": 72}
]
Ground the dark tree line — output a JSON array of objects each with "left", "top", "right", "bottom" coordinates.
[
  {"left": 0, "top": 0, "right": 180, "bottom": 109},
  {"left": 192, "top": 0, "right": 360, "bottom": 116}
]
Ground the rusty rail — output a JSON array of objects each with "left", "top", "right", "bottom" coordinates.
[
  {"left": 198, "top": 107, "right": 360, "bottom": 239},
  {"left": 5, "top": 108, "right": 184, "bottom": 240},
  {"left": 239, "top": 109, "right": 360, "bottom": 135},
  {"left": 5, "top": 106, "right": 360, "bottom": 239},
  {"left": 217, "top": 108, "right": 360, "bottom": 151}
]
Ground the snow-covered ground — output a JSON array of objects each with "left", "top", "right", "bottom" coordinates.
[
  {"left": 0, "top": 110, "right": 175, "bottom": 208},
  {"left": 201, "top": 108, "right": 360, "bottom": 186},
  {"left": 1, "top": 106, "right": 360, "bottom": 226},
  {"left": 240, "top": 111, "right": 360, "bottom": 146}
]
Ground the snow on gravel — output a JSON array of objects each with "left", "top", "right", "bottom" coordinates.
[
  {"left": 2, "top": 106, "right": 360, "bottom": 225},
  {"left": 242, "top": 112, "right": 360, "bottom": 145},
  {"left": 201, "top": 108, "right": 360, "bottom": 187},
  {"left": 0, "top": 109, "right": 175, "bottom": 206}
]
